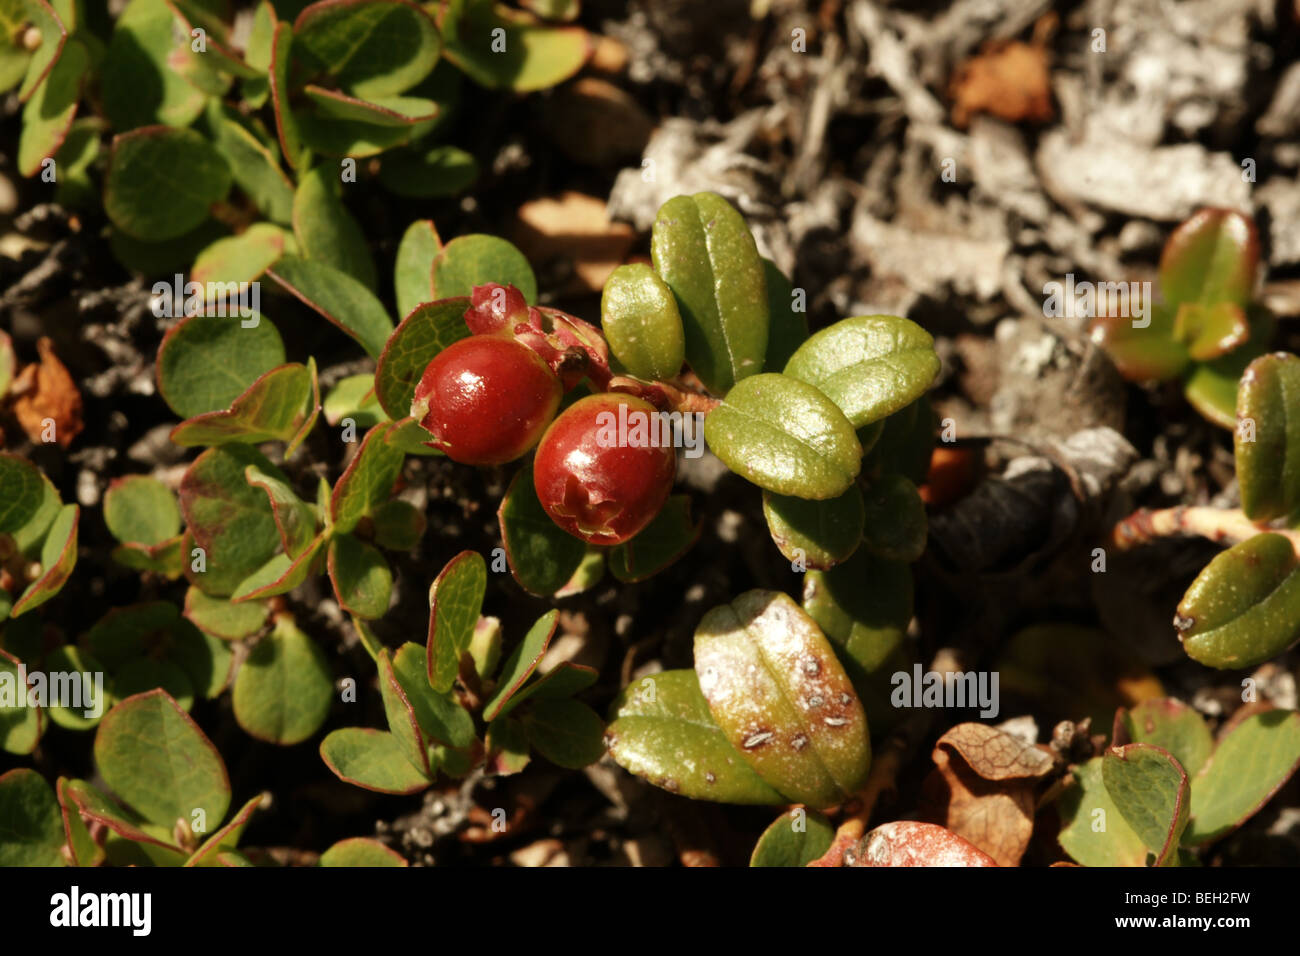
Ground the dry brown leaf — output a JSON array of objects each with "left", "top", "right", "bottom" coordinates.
[
  {"left": 949, "top": 40, "right": 1053, "bottom": 128},
  {"left": 9, "top": 337, "right": 83, "bottom": 448},
  {"left": 512, "top": 191, "right": 637, "bottom": 294},
  {"left": 919, "top": 723, "right": 1054, "bottom": 866}
]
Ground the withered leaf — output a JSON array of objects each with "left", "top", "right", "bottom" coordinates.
[{"left": 9, "top": 338, "right": 83, "bottom": 448}]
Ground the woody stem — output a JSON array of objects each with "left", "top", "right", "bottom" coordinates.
[{"left": 1110, "top": 506, "right": 1300, "bottom": 556}]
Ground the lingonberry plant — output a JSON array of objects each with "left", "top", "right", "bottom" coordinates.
[
  {"left": 1112, "top": 350, "right": 1300, "bottom": 670},
  {"left": 1090, "top": 208, "right": 1271, "bottom": 428}
]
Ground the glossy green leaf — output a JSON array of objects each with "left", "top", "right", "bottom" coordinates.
[
  {"left": 192, "top": 223, "right": 289, "bottom": 287},
  {"left": 328, "top": 533, "right": 392, "bottom": 619},
  {"left": 205, "top": 108, "right": 295, "bottom": 225},
  {"left": 865, "top": 396, "right": 936, "bottom": 484},
  {"left": 1160, "top": 208, "right": 1259, "bottom": 309},
  {"left": 521, "top": 697, "right": 605, "bottom": 769},
  {"left": 1235, "top": 352, "right": 1300, "bottom": 522},
  {"left": 784, "top": 315, "right": 938, "bottom": 428},
  {"left": 320, "top": 727, "right": 430, "bottom": 793},
  {"left": 601, "top": 263, "right": 685, "bottom": 381},
  {"left": 233, "top": 615, "right": 332, "bottom": 745},
  {"left": 440, "top": 0, "right": 588, "bottom": 92},
  {"left": 497, "top": 464, "right": 586, "bottom": 596},
  {"left": 179, "top": 446, "right": 284, "bottom": 598},
  {"left": 184, "top": 586, "right": 269, "bottom": 641},
  {"left": 17, "top": 34, "right": 85, "bottom": 178},
  {"left": 105, "top": 127, "right": 232, "bottom": 241},
  {"left": 694, "top": 590, "right": 871, "bottom": 808},
  {"left": 11, "top": 503, "right": 78, "bottom": 616},
  {"left": 294, "top": 111, "right": 415, "bottom": 157},
  {"left": 94, "top": 689, "right": 230, "bottom": 830},
  {"left": 1102, "top": 743, "right": 1190, "bottom": 866},
  {"left": 1057, "top": 756, "right": 1150, "bottom": 867},
  {"left": 320, "top": 837, "right": 407, "bottom": 866},
  {"left": 430, "top": 234, "right": 537, "bottom": 304},
  {"left": 803, "top": 548, "right": 913, "bottom": 702},
  {"left": 750, "top": 807, "right": 834, "bottom": 867},
  {"left": 267, "top": 256, "right": 393, "bottom": 359},
  {"left": 483, "top": 609, "right": 558, "bottom": 721},
  {"left": 650, "top": 192, "right": 767, "bottom": 393},
  {"left": 605, "top": 669, "right": 785, "bottom": 804},
  {"left": 104, "top": 475, "right": 180, "bottom": 546},
  {"left": 1178, "top": 533, "right": 1300, "bottom": 669},
  {"left": 860, "top": 473, "right": 927, "bottom": 562},
  {"left": 1173, "top": 301, "right": 1250, "bottom": 361},
  {"left": 704, "top": 373, "right": 861, "bottom": 500},
  {"left": 330, "top": 421, "right": 405, "bottom": 534},
  {"left": 1090, "top": 302, "right": 1189, "bottom": 383},
  {"left": 156, "top": 313, "right": 285, "bottom": 419},
  {"left": 293, "top": 0, "right": 441, "bottom": 99},
  {"left": 1184, "top": 709, "right": 1300, "bottom": 845},
  {"left": 608, "top": 495, "right": 699, "bottom": 582},
  {"left": 170, "top": 361, "right": 316, "bottom": 448},
  {"left": 1183, "top": 308, "right": 1273, "bottom": 430},
  {"left": 426, "top": 550, "right": 486, "bottom": 693},
  {"left": 0, "top": 768, "right": 65, "bottom": 866},
  {"left": 0, "top": 649, "right": 42, "bottom": 754},
  {"left": 394, "top": 219, "right": 443, "bottom": 318},
  {"left": 1120, "top": 699, "right": 1213, "bottom": 779},
  {"left": 762, "top": 487, "right": 863, "bottom": 570},
  {"left": 377, "top": 144, "right": 477, "bottom": 198},
  {"left": 293, "top": 164, "right": 377, "bottom": 291},
  {"left": 373, "top": 297, "right": 470, "bottom": 420}
]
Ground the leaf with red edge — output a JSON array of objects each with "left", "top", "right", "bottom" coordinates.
[
  {"left": 185, "top": 793, "right": 262, "bottom": 867},
  {"left": 1102, "top": 742, "right": 1189, "bottom": 866},
  {"left": 93, "top": 689, "right": 231, "bottom": 832},
  {"left": 327, "top": 532, "right": 392, "bottom": 619},
  {"left": 482, "top": 609, "right": 558, "bottom": 721},
  {"left": 170, "top": 360, "right": 318, "bottom": 450},
  {"left": 330, "top": 421, "right": 405, "bottom": 534},
  {"left": 1090, "top": 302, "right": 1189, "bottom": 383},
  {"left": 17, "top": 34, "right": 85, "bottom": 178},
  {"left": 426, "top": 550, "right": 486, "bottom": 693},
  {"left": 320, "top": 837, "right": 408, "bottom": 866},
  {"left": 17, "top": 0, "right": 65, "bottom": 103},
  {"left": 439, "top": 0, "right": 589, "bottom": 93},
  {"left": 0, "top": 649, "right": 43, "bottom": 754},
  {"left": 60, "top": 777, "right": 184, "bottom": 855},
  {"left": 267, "top": 256, "right": 394, "bottom": 359},
  {"left": 292, "top": 0, "right": 442, "bottom": 99},
  {"left": 320, "top": 727, "right": 431, "bottom": 794},
  {"left": 11, "top": 503, "right": 78, "bottom": 617},
  {"left": 269, "top": 18, "right": 307, "bottom": 170},
  {"left": 1160, "top": 208, "right": 1260, "bottom": 310},
  {"left": 1173, "top": 301, "right": 1250, "bottom": 361},
  {"left": 394, "top": 219, "right": 443, "bottom": 317},
  {"left": 374, "top": 297, "right": 470, "bottom": 420}
]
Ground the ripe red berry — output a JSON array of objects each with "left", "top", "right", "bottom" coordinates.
[
  {"left": 533, "top": 394, "right": 677, "bottom": 545},
  {"left": 411, "top": 336, "right": 561, "bottom": 465}
]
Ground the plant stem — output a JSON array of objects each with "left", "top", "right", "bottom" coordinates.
[{"left": 1110, "top": 506, "right": 1300, "bottom": 555}]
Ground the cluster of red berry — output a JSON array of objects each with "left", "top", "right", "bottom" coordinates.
[{"left": 410, "top": 285, "right": 676, "bottom": 546}]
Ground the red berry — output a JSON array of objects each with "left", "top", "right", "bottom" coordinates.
[
  {"left": 412, "top": 336, "right": 561, "bottom": 465},
  {"left": 533, "top": 394, "right": 677, "bottom": 545}
]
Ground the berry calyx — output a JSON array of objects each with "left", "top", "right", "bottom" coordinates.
[
  {"left": 411, "top": 335, "right": 561, "bottom": 465},
  {"left": 534, "top": 394, "right": 677, "bottom": 545}
]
